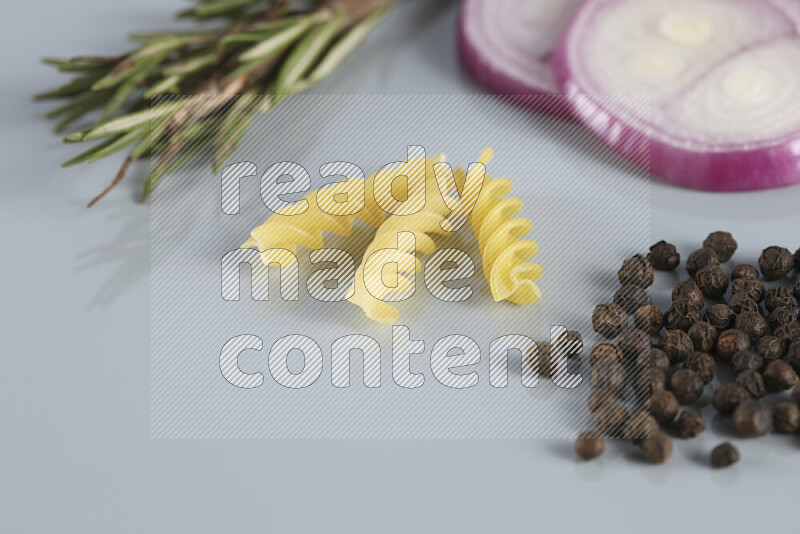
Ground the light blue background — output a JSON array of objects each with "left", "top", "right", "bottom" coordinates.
[{"left": 1, "top": 1, "right": 799, "bottom": 532}]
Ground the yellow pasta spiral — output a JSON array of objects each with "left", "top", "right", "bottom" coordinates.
[
  {"left": 243, "top": 155, "right": 445, "bottom": 264},
  {"left": 348, "top": 202, "right": 451, "bottom": 325},
  {"left": 465, "top": 148, "right": 543, "bottom": 305}
]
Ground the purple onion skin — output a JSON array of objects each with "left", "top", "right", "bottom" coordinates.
[
  {"left": 552, "top": 6, "right": 800, "bottom": 192},
  {"left": 457, "top": 1, "right": 573, "bottom": 118}
]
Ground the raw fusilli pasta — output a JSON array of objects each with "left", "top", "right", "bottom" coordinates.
[
  {"left": 243, "top": 155, "right": 445, "bottom": 264},
  {"left": 464, "top": 148, "right": 543, "bottom": 305},
  {"left": 348, "top": 201, "right": 452, "bottom": 324}
]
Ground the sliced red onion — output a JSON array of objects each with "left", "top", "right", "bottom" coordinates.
[
  {"left": 555, "top": 0, "right": 800, "bottom": 191},
  {"left": 458, "top": 0, "right": 583, "bottom": 113}
]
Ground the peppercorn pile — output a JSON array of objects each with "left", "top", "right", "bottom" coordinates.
[{"left": 578, "top": 233, "right": 800, "bottom": 468}]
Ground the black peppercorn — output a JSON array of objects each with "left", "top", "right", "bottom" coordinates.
[
  {"left": 555, "top": 330, "right": 583, "bottom": 358},
  {"left": 716, "top": 329, "right": 751, "bottom": 360},
  {"left": 650, "top": 367, "right": 667, "bottom": 392},
  {"left": 688, "top": 321, "right": 718, "bottom": 353},
  {"left": 704, "top": 303, "right": 736, "bottom": 330},
  {"left": 618, "top": 254, "right": 654, "bottom": 288},
  {"left": 765, "top": 286, "right": 794, "bottom": 312},
  {"left": 759, "top": 246, "right": 794, "bottom": 280},
  {"left": 711, "top": 443, "right": 739, "bottom": 468},
  {"left": 730, "top": 277, "right": 765, "bottom": 303},
  {"left": 768, "top": 306, "right": 796, "bottom": 330},
  {"left": 650, "top": 389, "right": 680, "bottom": 424},
  {"left": 633, "top": 305, "right": 664, "bottom": 335},
  {"left": 732, "top": 400, "right": 773, "bottom": 438},
  {"left": 658, "top": 329, "right": 694, "bottom": 364},
  {"left": 587, "top": 387, "right": 618, "bottom": 413},
  {"left": 641, "top": 433, "right": 672, "bottom": 464},
  {"left": 727, "top": 293, "right": 760, "bottom": 315},
  {"left": 712, "top": 383, "right": 752, "bottom": 415},
  {"left": 591, "top": 303, "right": 627, "bottom": 339},
  {"left": 732, "top": 406, "right": 767, "bottom": 440},
  {"left": 574, "top": 431, "right": 605, "bottom": 460},
  {"left": 589, "top": 343, "right": 623, "bottom": 366},
  {"left": 526, "top": 341, "right": 564, "bottom": 379},
  {"left": 762, "top": 360, "right": 799, "bottom": 392},
  {"left": 793, "top": 274, "right": 800, "bottom": 303},
  {"left": 785, "top": 340, "right": 800, "bottom": 375},
  {"left": 695, "top": 264, "right": 729, "bottom": 299},
  {"left": 669, "top": 369, "right": 704, "bottom": 404},
  {"left": 735, "top": 370, "right": 766, "bottom": 399},
  {"left": 755, "top": 335, "right": 786, "bottom": 361},
  {"left": 650, "top": 347, "right": 671, "bottom": 372},
  {"left": 735, "top": 311, "right": 768, "bottom": 342},
  {"left": 731, "top": 264, "right": 759, "bottom": 280},
  {"left": 773, "top": 401, "right": 800, "bottom": 433},
  {"left": 684, "top": 351, "right": 716, "bottom": 384},
  {"left": 775, "top": 322, "right": 800, "bottom": 344},
  {"left": 686, "top": 247, "right": 720, "bottom": 277},
  {"left": 731, "top": 350, "right": 764, "bottom": 375},
  {"left": 674, "top": 410, "right": 705, "bottom": 438},
  {"left": 646, "top": 241, "right": 674, "bottom": 269},
  {"left": 648, "top": 241, "right": 680, "bottom": 271},
  {"left": 618, "top": 328, "right": 651, "bottom": 360},
  {"left": 623, "top": 412, "right": 659, "bottom": 442},
  {"left": 664, "top": 300, "right": 702, "bottom": 331},
  {"left": 593, "top": 401, "right": 628, "bottom": 435},
  {"left": 672, "top": 281, "right": 705, "bottom": 309},
  {"left": 631, "top": 359, "right": 651, "bottom": 401},
  {"left": 703, "top": 231, "right": 737, "bottom": 262},
  {"left": 613, "top": 285, "right": 650, "bottom": 314},
  {"left": 590, "top": 359, "right": 625, "bottom": 394}
]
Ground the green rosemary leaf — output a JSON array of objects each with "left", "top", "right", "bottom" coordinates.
[
  {"left": 74, "top": 100, "right": 186, "bottom": 141},
  {"left": 43, "top": 90, "right": 110, "bottom": 120},
  {"left": 129, "top": 35, "right": 215, "bottom": 62},
  {"left": 91, "top": 36, "right": 212, "bottom": 91},
  {"left": 212, "top": 112, "right": 255, "bottom": 174},
  {"left": 85, "top": 127, "right": 149, "bottom": 163},
  {"left": 143, "top": 75, "right": 183, "bottom": 98},
  {"left": 42, "top": 57, "right": 115, "bottom": 72},
  {"left": 162, "top": 52, "right": 216, "bottom": 76},
  {"left": 220, "top": 32, "right": 275, "bottom": 45},
  {"left": 129, "top": 117, "right": 171, "bottom": 160},
  {"left": 275, "top": 13, "right": 343, "bottom": 92},
  {"left": 62, "top": 127, "right": 147, "bottom": 167},
  {"left": 211, "top": 93, "right": 259, "bottom": 173},
  {"left": 98, "top": 52, "right": 168, "bottom": 123},
  {"left": 225, "top": 57, "right": 275, "bottom": 80},
  {"left": 53, "top": 100, "right": 109, "bottom": 133},
  {"left": 91, "top": 60, "right": 138, "bottom": 91},
  {"left": 61, "top": 135, "right": 125, "bottom": 167},
  {"left": 254, "top": 94, "right": 275, "bottom": 113},
  {"left": 303, "top": 6, "right": 391, "bottom": 86},
  {"left": 141, "top": 121, "right": 216, "bottom": 200},
  {"left": 238, "top": 15, "right": 319, "bottom": 62},
  {"left": 248, "top": 16, "right": 309, "bottom": 33},
  {"left": 129, "top": 30, "right": 221, "bottom": 43},
  {"left": 34, "top": 72, "right": 106, "bottom": 100},
  {"left": 184, "top": 0, "right": 256, "bottom": 19}
]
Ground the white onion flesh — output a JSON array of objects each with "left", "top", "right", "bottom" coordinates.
[{"left": 556, "top": 0, "right": 800, "bottom": 190}]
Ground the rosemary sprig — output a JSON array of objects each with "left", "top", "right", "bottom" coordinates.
[{"left": 38, "top": 0, "right": 396, "bottom": 206}]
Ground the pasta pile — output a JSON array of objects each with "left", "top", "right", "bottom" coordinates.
[{"left": 243, "top": 150, "right": 542, "bottom": 324}]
